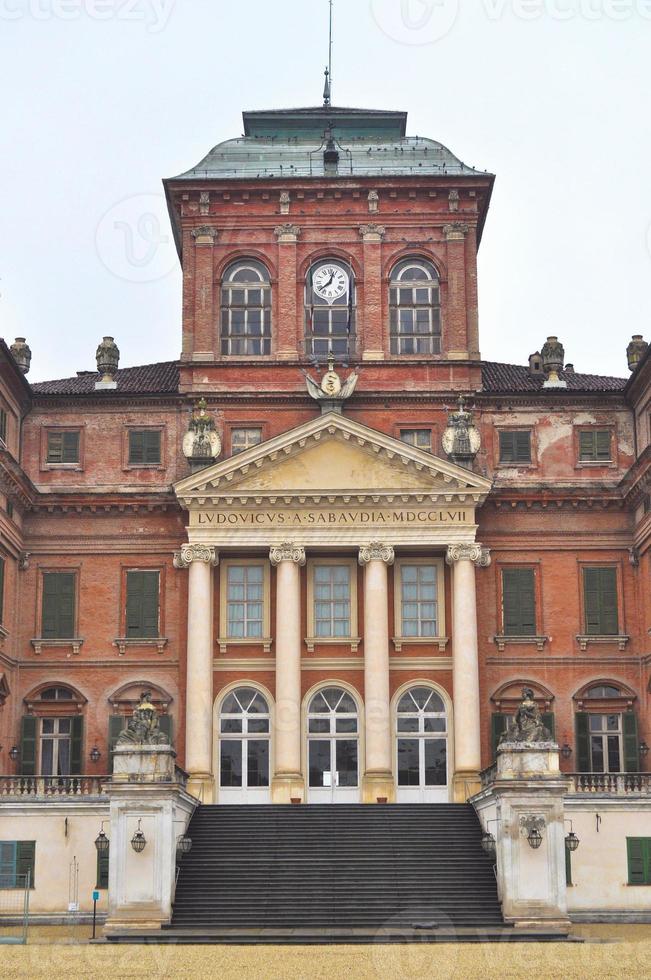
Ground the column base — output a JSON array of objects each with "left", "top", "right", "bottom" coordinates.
[
  {"left": 186, "top": 772, "right": 214, "bottom": 803},
  {"left": 362, "top": 350, "right": 385, "bottom": 362},
  {"left": 271, "top": 773, "right": 305, "bottom": 804},
  {"left": 362, "top": 771, "right": 396, "bottom": 804},
  {"left": 452, "top": 771, "right": 481, "bottom": 802}
]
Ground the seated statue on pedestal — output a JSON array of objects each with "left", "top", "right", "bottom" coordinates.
[
  {"left": 500, "top": 688, "right": 552, "bottom": 745},
  {"left": 116, "top": 691, "right": 170, "bottom": 747}
]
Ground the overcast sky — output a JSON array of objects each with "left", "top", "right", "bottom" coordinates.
[{"left": 1, "top": 0, "right": 649, "bottom": 382}]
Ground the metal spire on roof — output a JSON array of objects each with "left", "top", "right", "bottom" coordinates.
[
  {"left": 323, "top": 0, "right": 333, "bottom": 106},
  {"left": 323, "top": 67, "right": 331, "bottom": 107}
]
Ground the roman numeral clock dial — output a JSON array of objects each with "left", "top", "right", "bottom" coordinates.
[{"left": 313, "top": 264, "right": 349, "bottom": 304}]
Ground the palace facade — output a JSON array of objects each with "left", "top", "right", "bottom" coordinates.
[{"left": 1, "top": 101, "right": 651, "bottom": 922}]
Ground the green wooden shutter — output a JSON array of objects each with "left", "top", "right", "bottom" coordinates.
[
  {"left": 499, "top": 431, "right": 513, "bottom": 462},
  {"left": 502, "top": 568, "right": 536, "bottom": 636},
  {"left": 144, "top": 431, "right": 161, "bottom": 464},
  {"left": 623, "top": 713, "right": 640, "bottom": 773},
  {"left": 627, "top": 838, "right": 649, "bottom": 885},
  {"left": 129, "top": 431, "right": 161, "bottom": 465},
  {"left": 129, "top": 431, "right": 145, "bottom": 465},
  {"left": 20, "top": 716, "right": 37, "bottom": 777},
  {"left": 565, "top": 843, "right": 572, "bottom": 886},
  {"left": 0, "top": 556, "right": 5, "bottom": 624},
  {"left": 96, "top": 848, "right": 109, "bottom": 889},
  {"left": 62, "top": 431, "right": 80, "bottom": 463},
  {"left": 583, "top": 567, "right": 618, "bottom": 635},
  {"left": 42, "top": 572, "right": 75, "bottom": 639},
  {"left": 158, "top": 714, "right": 173, "bottom": 747},
  {"left": 126, "top": 571, "right": 159, "bottom": 638},
  {"left": 599, "top": 568, "right": 618, "bottom": 635},
  {"left": 0, "top": 409, "right": 7, "bottom": 443},
  {"left": 583, "top": 568, "right": 601, "bottom": 634},
  {"left": 17, "top": 841, "right": 35, "bottom": 888},
  {"left": 579, "top": 430, "right": 596, "bottom": 460},
  {"left": 514, "top": 431, "right": 531, "bottom": 463},
  {"left": 595, "top": 430, "right": 612, "bottom": 461},
  {"left": 109, "top": 715, "right": 126, "bottom": 757},
  {"left": 70, "top": 716, "right": 83, "bottom": 776},
  {"left": 491, "top": 713, "right": 510, "bottom": 759},
  {"left": 575, "top": 712, "right": 590, "bottom": 772},
  {"left": 542, "top": 712, "right": 555, "bottom": 739}
]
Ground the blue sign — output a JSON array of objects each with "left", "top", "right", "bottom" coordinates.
[{"left": 92, "top": 891, "right": 100, "bottom": 902}]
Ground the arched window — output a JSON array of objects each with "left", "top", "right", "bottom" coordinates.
[
  {"left": 585, "top": 685, "right": 622, "bottom": 699},
  {"left": 305, "top": 260, "right": 355, "bottom": 359},
  {"left": 21, "top": 684, "right": 85, "bottom": 779},
  {"left": 396, "top": 686, "right": 448, "bottom": 801},
  {"left": 389, "top": 259, "right": 441, "bottom": 355},
  {"left": 40, "top": 687, "right": 74, "bottom": 701},
  {"left": 307, "top": 687, "right": 359, "bottom": 801},
  {"left": 219, "top": 687, "right": 270, "bottom": 802},
  {"left": 220, "top": 261, "right": 272, "bottom": 356},
  {"left": 573, "top": 682, "right": 639, "bottom": 775}
]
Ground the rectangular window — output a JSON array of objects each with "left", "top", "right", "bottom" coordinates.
[
  {"left": 400, "top": 430, "right": 432, "bottom": 452},
  {"left": 499, "top": 430, "right": 532, "bottom": 464},
  {"left": 41, "top": 571, "right": 75, "bottom": 639},
  {"left": 627, "top": 838, "right": 651, "bottom": 885},
  {"left": 502, "top": 568, "right": 536, "bottom": 636},
  {"left": 583, "top": 567, "right": 618, "bottom": 635},
  {"left": 400, "top": 564, "right": 438, "bottom": 637},
  {"left": 0, "top": 841, "right": 35, "bottom": 888},
  {"left": 128, "top": 429, "right": 161, "bottom": 466},
  {"left": 46, "top": 430, "right": 80, "bottom": 464},
  {"left": 0, "top": 408, "right": 7, "bottom": 445},
  {"left": 125, "top": 570, "right": 160, "bottom": 638},
  {"left": 231, "top": 427, "right": 262, "bottom": 456},
  {"left": 579, "top": 429, "right": 612, "bottom": 462},
  {"left": 226, "top": 565, "right": 264, "bottom": 639},
  {"left": 314, "top": 565, "right": 351, "bottom": 638}
]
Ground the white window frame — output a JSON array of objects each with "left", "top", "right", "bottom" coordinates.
[
  {"left": 306, "top": 558, "right": 359, "bottom": 652},
  {"left": 393, "top": 558, "right": 448, "bottom": 652},
  {"left": 400, "top": 429, "right": 432, "bottom": 452},
  {"left": 218, "top": 559, "right": 271, "bottom": 653},
  {"left": 231, "top": 427, "right": 263, "bottom": 456}
]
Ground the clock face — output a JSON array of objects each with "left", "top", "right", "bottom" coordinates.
[{"left": 312, "top": 264, "right": 349, "bottom": 305}]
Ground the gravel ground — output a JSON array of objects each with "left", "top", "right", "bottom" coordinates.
[{"left": 0, "top": 925, "right": 649, "bottom": 979}]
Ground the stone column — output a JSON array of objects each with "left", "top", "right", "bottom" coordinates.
[
  {"left": 446, "top": 543, "right": 491, "bottom": 800},
  {"left": 270, "top": 542, "right": 306, "bottom": 803},
  {"left": 359, "top": 542, "right": 395, "bottom": 803},
  {"left": 443, "top": 222, "right": 470, "bottom": 361},
  {"left": 359, "top": 224, "right": 385, "bottom": 361},
  {"left": 274, "top": 224, "right": 301, "bottom": 359},
  {"left": 190, "top": 226, "right": 219, "bottom": 360},
  {"left": 174, "top": 543, "right": 219, "bottom": 802}
]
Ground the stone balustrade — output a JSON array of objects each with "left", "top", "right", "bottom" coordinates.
[
  {"left": 0, "top": 775, "right": 108, "bottom": 798},
  {"left": 569, "top": 772, "right": 651, "bottom": 795}
]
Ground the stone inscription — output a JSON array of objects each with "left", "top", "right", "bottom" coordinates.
[{"left": 192, "top": 508, "right": 473, "bottom": 528}]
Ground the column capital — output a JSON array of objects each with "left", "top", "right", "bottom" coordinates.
[
  {"left": 274, "top": 223, "right": 301, "bottom": 243},
  {"left": 269, "top": 542, "right": 306, "bottom": 566},
  {"left": 359, "top": 542, "right": 395, "bottom": 566},
  {"left": 173, "top": 544, "right": 219, "bottom": 569},
  {"left": 191, "top": 225, "right": 219, "bottom": 245},
  {"left": 443, "top": 222, "right": 469, "bottom": 242},
  {"left": 359, "top": 223, "right": 386, "bottom": 242},
  {"left": 446, "top": 544, "right": 491, "bottom": 568}
]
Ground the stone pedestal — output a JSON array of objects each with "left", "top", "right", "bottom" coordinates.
[
  {"left": 104, "top": 745, "right": 196, "bottom": 934},
  {"left": 474, "top": 741, "right": 572, "bottom": 931}
]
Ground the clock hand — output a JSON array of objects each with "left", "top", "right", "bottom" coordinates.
[{"left": 325, "top": 272, "right": 335, "bottom": 288}]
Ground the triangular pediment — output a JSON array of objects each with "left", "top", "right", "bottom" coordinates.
[{"left": 175, "top": 414, "right": 491, "bottom": 507}]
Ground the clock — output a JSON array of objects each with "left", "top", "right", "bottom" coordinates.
[{"left": 312, "top": 264, "right": 349, "bottom": 305}]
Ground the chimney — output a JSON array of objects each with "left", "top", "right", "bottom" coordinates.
[
  {"left": 10, "top": 337, "right": 31, "bottom": 375},
  {"left": 627, "top": 335, "right": 648, "bottom": 372},
  {"left": 528, "top": 352, "right": 544, "bottom": 378}
]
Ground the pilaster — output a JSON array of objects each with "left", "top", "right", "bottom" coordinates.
[
  {"left": 190, "top": 226, "right": 219, "bottom": 361},
  {"left": 274, "top": 224, "right": 301, "bottom": 359},
  {"left": 359, "top": 224, "right": 385, "bottom": 361}
]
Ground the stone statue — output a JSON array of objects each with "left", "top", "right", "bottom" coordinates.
[
  {"left": 116, "top": 691, "right": 170, "bottom": 747},
  {"left": 182, "top": 398, "right": 221, "bottom": 470},
  {"left": 500, "top": 688, "right": 551, "bottom": 745},
  {"left": 303, "top": 351, "right": 359, "bottom": 414}
]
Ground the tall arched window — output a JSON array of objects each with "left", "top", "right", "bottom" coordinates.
[
  {"left": 305, "top": 259, "right": 355, "bottom": 359},
  {"left": 389, "top": 258, "right": 441, "bottom": 355},
  {"left": 307, "top": 686, "right": 359, "bottom": 802},
  {"left": 219, "top": 687, "right": 271, "bottom": 803},
  {"left": 396, "top": 686, "right": 448, "bottom": 802},
  {"left": 220, "top": 260, "right": 272, "bottom": 356}
]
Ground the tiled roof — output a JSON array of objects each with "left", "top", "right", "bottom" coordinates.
[
  {"left": 30, "top": 361, "right": 180, "bottom": 396},
  {"left": 481, "top": 361, "right": 628, "bottom": 394}
]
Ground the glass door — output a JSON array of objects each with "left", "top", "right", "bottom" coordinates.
[
  {"left": 307, "top": 688, "right": 360, "bottom": 803},
  {"left": 219, "top": 688, "right": 271, "bottom": 804},
  {"left": 396, "top": 687, "right": 449, "bottom": 803}
]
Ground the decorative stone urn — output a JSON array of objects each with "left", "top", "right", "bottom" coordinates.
[
  {"left": 10, "top": 337, "right": 31, "bottom": 375},
  {"left": 96, "top": 336, "right": 120, "bottom": 389},
  {"left": 627, "top": 335, "right": 648, "bottom": 372},
  {"left": 541, "top": 336, "right": 567, "bottom": 389}
]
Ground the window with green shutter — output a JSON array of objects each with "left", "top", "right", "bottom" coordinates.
[
  {"left": 96, "top": 848, "right": 109, "bottom": 890},
  {"left": 0, "top": 841, "right": 35, "bottom": 888},
  {"left": 0, "top": 408, "right": 7, "bottom": 445},
  {"left": 128, "top": 429, "right": 162, "bottom": 466},
  {"left": 499, "top": 430, "right": 532, "bottom": 464},
  {"left": 501, "top": 568, "right": 536, "bottom": 636},
  {"left": 0, "top": 555, "right": 5, "bottom": 624},
  {"left": 627, "top": 838, "right": 651, "bottom": 885},
  {"left": 41, "top": 572, "right": 76, "bottom": 639},
  {"left": 582, "top": 567, "right": 618, "bottom": 635},
  {"left": 126, "top": 571, "right": 160, "bottom": 638},
  {"left": 46, "top": 430, "right": 80, "bottom": 464},
  {"left": 579, "top": 429, "right": 612, "bottom": 462}
]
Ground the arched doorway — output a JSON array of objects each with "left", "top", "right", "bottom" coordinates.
[
  {"left": 395, "top": 686, "right": 449, "bottom": 803},
  {"left": 218, "top": 687, "right": 271, "bottom": 804},
  {"left": 307, "top": 686, "right": 360, "bottom": 803}
]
